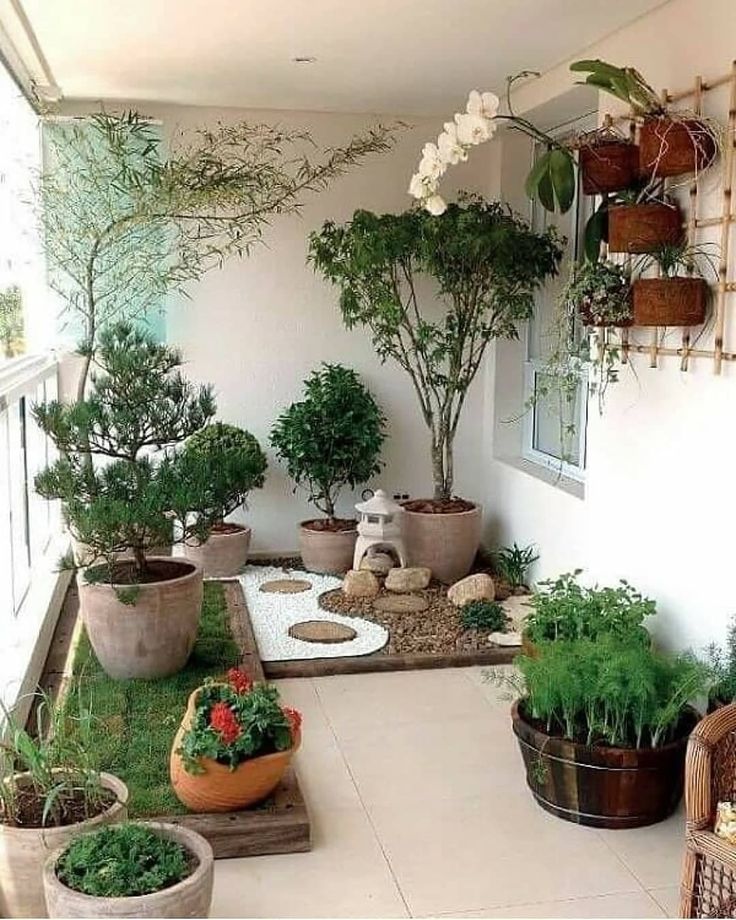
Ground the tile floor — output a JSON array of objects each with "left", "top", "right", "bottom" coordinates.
[{"left": 211, "top": 667, "right": 683, "bottom": 919}]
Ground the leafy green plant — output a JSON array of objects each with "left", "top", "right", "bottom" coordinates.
[
  {"left": 310, "top": 196, "right": 562, "bottom": 500},
  {"left": 270, "top": 363, "right": 386, "bottom": 520},
  {"left": 570, "top": 60, "right": 664, "bottom": 116},
  {"left": 0, "top": 684, "right": 108, "bottom": 828},
  {"left": 460, "top": 600, "right": 509, "bottom": 632},
  {"left": 55, "top": 823, "right": 191, "bottom": 897},
  {"left": 525, "top": 571, "right": 654, "bottom": 645},
  {"left": 493, "top": 543, "right": 539, "bottom": 589},
  {"left": 635, "top": 240, "right": 718, "bottom": 281},
  {"left": 706, "top": 615, "right": 736, "bottom": 705},
  {"left": 564, "top": 260, "right": 633, "bottom": 328},
  {"left": 0, "top": 285, "right": 24, "bottom": 359}
]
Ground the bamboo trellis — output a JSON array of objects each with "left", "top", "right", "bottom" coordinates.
[{"left": 608, "top": 61, "right": 736, "bottom": 373}]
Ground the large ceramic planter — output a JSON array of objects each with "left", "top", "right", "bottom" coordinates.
[
  {"left": 71, "top": 536, "right": 172, "bottom": 568},
  {"left": 0, "top": 772, "right": 128, "bottom": 919},
  {"left": 299, "top": 520, "right": 357, "bottom": 575},
  {"left": 579, "top": 141, "right": 638, "bottom": 195},
  {"left": 608, "top": 202, "right": 682, "bottom": 254},
  {"left": 511, "top": 700, "right": 697, "bottom": 829},
  {"left": 169, "top": 687, "right": 300, "bottom": 813},
  {"left": 639, "top": 116, "right": 717, "bottom": 178},
  {"left": 79, "top": 557, "right": 203, "bottom": 680},
  {"left": 401, "top": 502, "right": 481, "bottom": 584},
  {"left": 633, "top": 277, "right": 708, "bottom": 326},
  {"left": 43, "top": 822, "right": 213, "bottom": 919},
  {"left": 183, "top": 524, "right": 251, "bottom": 578}
]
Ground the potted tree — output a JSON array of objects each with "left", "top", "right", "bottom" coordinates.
[
  {"left": 34, "top": 323, "right": 246, "bottom": 680},
  {"left": 170, "top": 668, "right": 301, "bottom": 813},
  {"left": 270, "top": 363, "right": 386, "bottom": 574},
  {"left": 310, "top": 197, "right": 561, "bottom": 583},
  {"left": 42, "top": 822, "right": 213, "bottom": 919},
  {"left": 632, "top": 241, "right": 714, "bottom": 326},
  {"left": 495, "top": 635, "right": 708, "bottom": 828},
  {"left": 182, "top": 423, "right": 267, "bottom": 577},
  {"left": 0, "top": 687, "right": 128, "bottom": 919}
]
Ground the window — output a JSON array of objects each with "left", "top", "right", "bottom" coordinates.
[{"left": 522, "top": 116, "right": 596, "bottom": 481}]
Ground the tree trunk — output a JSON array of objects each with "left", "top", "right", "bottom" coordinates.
[
  {"left": 431, "top": 431, "right": 452, "bottom": 502},
  {"left": 132, "top": 545, "right": 148, "bottom": 581}
]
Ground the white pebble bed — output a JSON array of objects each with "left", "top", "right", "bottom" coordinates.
[{"left": 239, "top": 565, "right": 389, "bottom": 662}]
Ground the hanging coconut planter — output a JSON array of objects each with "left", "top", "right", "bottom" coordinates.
[
  {"left": 608, "top": 202, "right": 683, "bottom": 254},
  {"left": 632, "top": 277, "right": 708, "bottom": 326},
  {"left": 639, "top": 116, "right": 718, "bottom": 178},
  {"left": 579, "top": 140, "right": 639, "bottom": 195}
]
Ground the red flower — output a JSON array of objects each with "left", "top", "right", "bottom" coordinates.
[
  {"left": 227, "top": 668, "right": 253, "bottom": 695},
  {"left": 210, "top": 701, "right": 241, "bottom": 745},
  {"left": 283, "top": 707, "right": 302, "bottom": 739}
]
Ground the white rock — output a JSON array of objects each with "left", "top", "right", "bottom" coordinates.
[
  {"left": 488, "top": 631, "right": 522, "bottom": 647},
  {"left": 447, "top": 573, "right": 495, "bottom": 607},
  {"left": 385, "top": 566, "right": 432, "bottom": 593},
  {"left": 343, "top": 569, "right": 380, "bottom": 598}
]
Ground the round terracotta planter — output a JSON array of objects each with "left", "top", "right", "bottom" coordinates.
[
  {"left": 170, "top": 687, "right": 300, "bottom": 812},
  {"left": 633, "top": 277, "right": 708, "bottom": 326},
  {"left": 183, "top": 524, "right": 251, "bottom": 578},
  {"left": 42, "top": 822, "right": 213, "bottom": 919},
  {"left": 0, "top": 772, "right": 128, "bottom": 919},
  {"left": 79, "top": 557, "right": 203, "bottom": 680},
  {"left": 608, "top": 202, "right": 683, "bottom": 254},
  {"left": 401, "top": 502, "right": 481, "bottom": 584},
  {"left": 299, "top": 520, "right": 357, "bottom": 575},
  {"left": 71, "top": 537, "right": 172, "bottom": 568},
  {"left": 511, "top": 700, "right": 697, "bottom": 829},
  {"left": 579, "top": 141, "right": 638, "bottom": 195},
  {"left": 639, "top": 116, "right": 718, "bottom": 178}
]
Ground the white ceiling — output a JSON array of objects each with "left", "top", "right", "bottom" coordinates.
[{"left": 17, "top": 0, "right": 670, "bottom": 115}]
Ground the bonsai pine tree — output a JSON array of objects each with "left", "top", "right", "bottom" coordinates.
[
  {"left": 33, "top": 322, "right": 244, "bottom": 582},
  {"left": 309, "top": 195, "right": 562, "bottom": 502},
  {"left": 270, "top": 364, "right": 386, "bottom": 524}
]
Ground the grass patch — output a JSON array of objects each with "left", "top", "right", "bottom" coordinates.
[{"left": 72, "top": 582, "right": 240, "bottom": 816}]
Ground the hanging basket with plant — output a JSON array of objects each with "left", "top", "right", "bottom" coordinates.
[
  {"left": 632, "top": 241, "right": 716, "bottom": 326},
  {"left": 564, "top": 259, "right": 633, "bottom": 328},
  {"left": 606, "top": 195, "right": 683, "bottom": 255},
  {"left": 576, "top": 128, "right": 639, "bottom": 196}
]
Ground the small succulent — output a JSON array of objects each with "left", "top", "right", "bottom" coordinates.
[{"left": 460, "top": 599, "right": 509, "bottom": 632}]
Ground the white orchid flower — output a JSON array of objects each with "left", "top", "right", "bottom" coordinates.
[
  {"left": 408, "top": 172, "right": 435, "bottom": 199},
  {"left": 466, "top": 90, "right": 500, "bottom": 120},
  {"left": 417, "top": 141, "right": 445, "bottom": 181},
  {"left": 437, "top": 128, "right": 467, "bottom": 166},
  {"left": 454, "top": 112, "right": 496, "bottom": 146},
  {"left": 423, "top": 194, "right": 447, "bottom": 216}
]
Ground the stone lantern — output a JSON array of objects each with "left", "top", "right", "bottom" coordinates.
[{"left": 353, "top": 489, "right": 407, "bottom": 571}]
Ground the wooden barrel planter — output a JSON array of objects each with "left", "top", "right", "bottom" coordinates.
[
  {"left": 633, "top": 277, "right": 708, "bottom": 326},
  {"left": 511, "top": 700, "right": 698, "bottom": 829},
  {"left": 608, "top": 202, "right": 683, "bottom": 254},
  {"left": 579, "top": 141, "right": 638, "bottom": 195},
  {"left": 639, "top": 116, "right": 718, "bottom": 178}
]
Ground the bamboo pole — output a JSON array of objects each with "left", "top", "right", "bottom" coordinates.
[
  {"left": 649, "top": 88, "right": 670, "bottom": 369},
  {"left": 713, "top": 61, "right": 736, "bottom": 374},
  {"left": 681, "top": 75, "right": 703, "bottom": 372}
]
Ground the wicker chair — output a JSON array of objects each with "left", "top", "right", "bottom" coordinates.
[{"left": 681, "top": 702, "right": 736, "bottom": 917}]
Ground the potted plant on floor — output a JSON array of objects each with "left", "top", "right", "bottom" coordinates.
[
  {"left": 181, "top": 423, "right": 267, "bottom": 577},
  {"left": 310, "top": 197, "right": 561, "bottom": 583},
  {"left": 496, "top": 635, "right": 708, "bottom": 828},
  {"left": 33, "top": 322, "right": 245, "bottom": 680},
  {"left": 632, "top": 241, "right": 715, "bottom": 326},
  {"left": 42, "top": 822, "right": 213, "bottom": 919},
  {"left": 270, "top": 363, "right": 386, "bottom": 574},
  {"left": 170, "top": 668, "right": 301, "bottom": 812},
  {"left": 0, "top": 686, "right": 128, "bottom": 919}
]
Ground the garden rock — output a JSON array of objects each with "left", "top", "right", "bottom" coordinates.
[
  {"left": 360, "top": 552, "right": 395, "bottom": 576},
  {"left": 385, "top": 566, "right": 431, "bottom": 593},
  {"left": 343, "top": 569, "right": 380, "bottom": 598},
  {"left": 448, "top": 573, "right": 495, "bottom": 607}
]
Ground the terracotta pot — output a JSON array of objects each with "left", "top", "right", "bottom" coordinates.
[
  {"left": 639, "top": 116, "right": 717, "bottom": 178},
  {"left": 183, "top": 525, "right": 251, "bottom": 578},
  {"left": 79, "top": 557, "right": 203, "bottom": 680},
  {"left": 43, "top": 822, "right": 213, "bottom": 919},
  {"left": 511, "top": 700, "right": 697, "bottom": 829},
  {"left": 0, "top": 772, "right": 128, "bottom": 918},
  {"left": 401, "top": 502, "right": 481, "bottom": 584},
  {"left": 299, "top": 521, "right": 357, "bottom": 574},
  {"left": 633, "top": 277, "right": 708, "bottom": 326},
  {"left": 71, "top": 536, "right": 172, "bottom": 568},
  {"left": 608, "top": 202, "right": 683, "bottom": 253},
  {"left": 169, "top": 687, "right": 300, "bottom": 813},
  {"left": 579, "top": 141, "right": 638, "bottom": 195}
]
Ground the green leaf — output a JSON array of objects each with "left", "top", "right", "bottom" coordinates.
[
  {"left": 536, "top": 169, "right": 555, "bottom": 213},
  {"left": 549, "top": 150, "right": 575, "bottom": 213},
  {"left": 524, "top": 151, "right": 552, "bottom": 201},
  {"left": 584, "top": 202, "right": 608, "bottom": 262}
]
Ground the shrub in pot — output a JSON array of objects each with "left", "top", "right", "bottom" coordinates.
[
  {"left": 494, "top": 635, "right": 708, "bottom": 828},
  {"left": 310, "top": 197, "right": 561, "bottom": 582},
  {"left": 0, "top": 687, "right": 128, "bottom": 918},
  {"left": 170, "top": 668, "right": 301, "bottom": 812},
  {"left": 270, "top": 363, "right": 386, "bottom": 574},
  {"left": 43, "top": 821, "right": 213, "bottom": 919},
  {"left": 181, "top": 423, "right": 267, "bottom": 577},
  {"left": 34, "top": 322, "right": 246, "bottom": 680},
  {"left": 632, "top": 241, "right": 715, "bottom": 326}
]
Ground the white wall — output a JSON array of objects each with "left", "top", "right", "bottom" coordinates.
[{"left": 483, "top": 0, "right": 736, "bottom": 652}]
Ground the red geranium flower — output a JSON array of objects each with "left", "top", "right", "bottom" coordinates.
[
  {"left": 227, "top": 668, "right": 253, "bottom": 694},
  {"left": 283, "top": 707, "right": 302, "bottom": 739},
  {"left": 210, "top": 701, "right": 241, "bottom": 745}
]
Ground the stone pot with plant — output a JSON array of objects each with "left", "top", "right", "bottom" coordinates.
[
  {"left": 43, "top": 821, "right": 213, "bottom": 919},
  {"left": 270, "top": 363, "right": 386, "bottom": 574},
  {"left": 170, "top": 668, "right": 301, "bottom": 813},
  {"left": 33, "top": 323, "right": 252, "bottom": 680},
  {"left": 182, "top": 423, "right": 267, "bottom": 577},
  {"left": 310, "top": 198, "right": 561, "bottom": 583},
  {"left": 0, "top": 687, "right": 128, "bottom": 919}
]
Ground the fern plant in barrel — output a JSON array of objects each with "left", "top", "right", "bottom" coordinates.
[{"left": 34, "top": 322, "right": 246, "bottom": 680}]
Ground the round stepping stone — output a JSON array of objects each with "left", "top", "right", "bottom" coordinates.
[
  {"left": 288, "top": 620, "right": 357, "bottom": 643},
  {"left": 373, "top": 594, "right": 429, "bottom": 614},
  {"left": 260, "top": 578, "right": 312, "bottom": 594}
]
